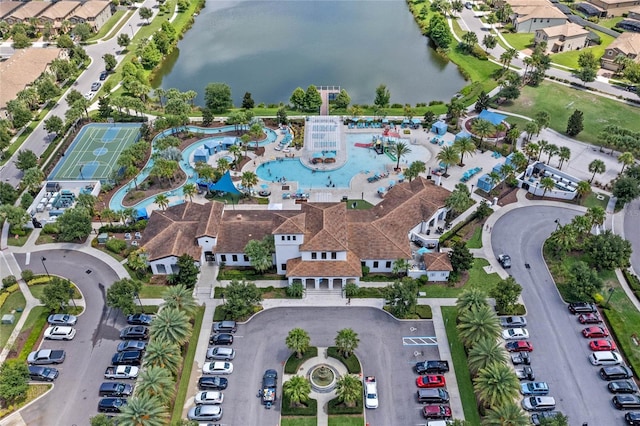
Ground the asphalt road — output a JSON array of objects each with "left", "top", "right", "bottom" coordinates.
[
  {"left": 14, "top": 249, "right": 127, "bottom": 426},
  {"left": 0, "top": 0, "right": 157, "bottom": 187},
  {"left": 493, "top": 206, "right": 625, "bottom": 425},
  {"left": 204, "top": 307, "right": 441, "bottom": 426}
]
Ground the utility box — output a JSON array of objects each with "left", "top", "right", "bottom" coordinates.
[{"left": 2, "top": 314, "right": 15, "bottom": 324}]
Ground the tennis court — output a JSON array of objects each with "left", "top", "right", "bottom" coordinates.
[{"left": 49, "top": 123, "right": 142, "bottom": 181}]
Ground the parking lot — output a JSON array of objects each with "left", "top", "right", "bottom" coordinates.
[{"left": 196, "top": 307, "right": 444, "bottom": 425}]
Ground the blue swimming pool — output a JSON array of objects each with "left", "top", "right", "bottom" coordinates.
[{"left": 256, "top": 133, "right": 427, "bottom": 189}]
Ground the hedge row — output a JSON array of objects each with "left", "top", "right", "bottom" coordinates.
[
  {"left": 327, "top": 346, "right": 361, "bottom": 374},
  {"left": 99, "top": 220, "right": 147, "bottom": 234},
  {"left": 623, "top": 270, "right": 640, "bottom": 303},
  {"left": 18, "top": 310, "right": 49, "bottom": 362},
  {"left": 284, "top": 347, "right": 318, "bottom": 374},
  {"left": 280, "top": 393, "right": 317, "bottom": 416},
  {"left": 327, "top": 395, "right": 363, "bottom": 415}
]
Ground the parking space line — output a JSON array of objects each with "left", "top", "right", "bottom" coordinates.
[{"left": 402, "top": 336, "right": 438, "bottom": 345}]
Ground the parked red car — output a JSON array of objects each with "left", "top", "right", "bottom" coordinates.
[
  {"left": 422, "top": 404, "right": 452, "bottom": 419},
  {"left": 582, "top": 327, "right": 609, "bottom": 338},
  {"left": 579, "top": 313, "right": 602, "bottom": 324},
  {"left": 506, "top": 341, "right": 534, "bottom": 352},
  {"left": 590, "top": 339, "right": 617, "bottom": 351},
  {"left": 416, "top": 375, "right": 446, "bottom": 388}
]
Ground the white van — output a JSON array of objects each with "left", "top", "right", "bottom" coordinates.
[
  {"left": 522, "top": 396, "right": 556, "bottom": 411},
  {"left": 589, "top": 351, "right": 622, "bottom": 366}
]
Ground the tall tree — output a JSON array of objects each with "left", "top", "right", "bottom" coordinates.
[
  {"left": 453, "top": 136, "right": 476, "bottom": 166},
  {"left": 404, "top": 160, "right": 426, "bottom": 182},
  {"left": 557, "top": 146, "right": 571, "bottom": 170},
  {"left": 539, "top": 176, "right": 556, "bottom": 198},
  {"left": 489, "top": 276, "right": 522, "bottom": 314},
  {"left": 136, "top": 366, "right": 176, "bottom": 404},
  {"left": 163, "top": 284, "right": 198, "bottom": 316},
  {"left": 335, "top": 374, "right": 362, "bottom": 408},
  {"left": 106, "top": 278, "right": 142, "bottom": 316},
  {"left": 566, "top": 110, "right": 584, "bottom": 137},
  {"left": 471, "top": 119, "right": 495, "bottom": 146},
  {"left": 118, "top": 394, "right": 168, "bottom": 426},
  {"left": 383, "top": 278, "right": 418, "bottom": 318},
  {"left": 457, "top": 305, "right": 501, "bottom": 349},
  {"left": 587, "top": 159, "right": 606, "bottom": 183},
  {"left": 474, "top": 362, "right": 520, "bottom": 407},
  {"left": 182, "top": 183, "right": 197, "bottom": 202},
  {"left": 154, "top": 194, "right": 169, "bottom": 210},
  {"left": 482, "top": 402, "right": 529, "bottom": 426},
  {"left": 618, "top": 152, "right": 635, "bottom": 174},
  {"left": 0, "top": 360, "right": 29, "bottom": 405},
  {"left": 150, "top": 307, "right": 192, "bottom": 345},
  {"left": 222, "top": 279, "right": 263, "bottom": 320},
  {"left": 244, "top": 237, "right": 273, "bottom": 273},
  {"left": 456, "top": 287, "right": 489, "bottom": 313},
  {"left": 283, "top": 376, "right": 311, "bottom": 406},
  {"left": 14, "top": 149, "right": 38, "bottom": 171},
  {"left": 436, "top": 146, "right": 460, "bottom": 174},
  {"left": 204, "top": 83, "right": 233, "bottom": 113},
  {"left": 175, "top": 254, "right": 200, "bottom": 289},
  {"left": 335, "top": 328, "right": 359, "bottom": 358},
  {"left": 468, "top": 338, "right": 507, "bottom": 375},
  {"left": 286, "top": 328, "right": 311, "bottom": 359},
  {"left": 391, "top": 142, "right": 411, "bottom": 170},
  {"left": 374, "top": 84, "right": 391, "bottom": 108},
  {"left": 57, "top": 206, "right": 92, "bottom": 242},
  {"left": 144, "top": 339, "right": 182, "bottom": 376}
]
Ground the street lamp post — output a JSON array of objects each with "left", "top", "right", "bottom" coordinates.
[
  {"left": 41, "top": 257, "right": 50, "bottom": 278},
  {"left": 69, "top": 288, "right": 77, "bottom": 309},
  {"left": 221, "top": 292, "right": 225, "bottom": 304},
  {"left": 606, "top": 287, "right": 616, "bottom": 307},
  {"left": 133, "top": 292, "right": 143, "bottom": 312},
  {"left": 129, "top": 24, "right": 134, "bottom": 37},
  {"left": 554, "top": 218, "right": 560, "bottom": 230}
]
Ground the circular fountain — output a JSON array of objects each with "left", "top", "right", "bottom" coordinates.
[{"left": 308, "top": 364, "right": 339, "bottom": 393}]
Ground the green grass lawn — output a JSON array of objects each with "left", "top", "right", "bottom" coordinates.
[
  {"left": 6, "top": 229, "right": 32, "bottom": 247},
  {"left": 138, "top": 284, "right": 169, "bottom": 299},
  {"left": 0, "top": 291, "right": 26, "bottom": 348},
  {"left": 550, "top": 30, "right": 615, "bottom": 69},
  {"left": 598, "top": 17, "right": 623, "bottom": 30},
  {"left": 281, "top": 417, "right": 318, "bottom": 426},
  {"left": 442, "top": 306, "right": 482, "bottom": 425},
  {"left": 582, "top": 192, "right": 609, "bottom": 209},
  {"left": 346, "top": 199, "right": 373, "bottom": 209},
  {"left": 30, "top": 283, "right": 82, "bottom": 301},
  {"left": 466, "top": 226, "right": 483, "bottom": 249},
  {"left": 504, "top": 115, "right": 531, "bottom": 130},
  {"left": 328, "top": 416, "right": 364, "bottom": 426},
  {"left": 498, "top": 81, "right": 640, "bottom": 145},
  {"left": 88, "top": 10, "right": 127, "bottom": 41},
  {"left": 501, "top": 32, "right": 534, "bottom": 51},
  {"left": 419, "top": 258, "right": 502, "bottom": 297}
]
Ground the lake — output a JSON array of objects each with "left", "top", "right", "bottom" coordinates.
[{"left": 153, "top": 0, "right": 466, "bottom": 106}]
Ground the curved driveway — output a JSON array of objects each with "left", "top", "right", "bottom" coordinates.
[
  {"left": 493, "top": 206, "right": 621, "bottom": 425},
  {"left": 13, "top": 249, "right": 126, "bottom": 426}
]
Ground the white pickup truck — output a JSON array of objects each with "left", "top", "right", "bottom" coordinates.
[
  {"left": 104, "top": 365, "right": 139, "bottom": 380},
  {"left": 364, "top": 376, "right": 378, "bottom": 409}
]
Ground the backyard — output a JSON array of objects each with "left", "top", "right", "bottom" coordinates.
[
  {"left": 501, "top": 31, "right": 534, "bottom": 51},
  {"left": 550, "top": 30, "right": 615, "bottom": 69},
  {"left": 499, "top": 81, "right": 640, "bottom": 145}
]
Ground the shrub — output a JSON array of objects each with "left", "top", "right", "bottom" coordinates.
[
  {"left": 284, "top": 346, "right": 318, "bottom": 374},
  {"left": 42, "top": 223, "right": 59, "bottom": 234},
  {"left": 105, "top": 238, "right": 127, "bottom": 254},
  {"left": 327, "top": 346, "right": 361, "bottom": 374},
  {"left": 2, "top": 275, "right": 17, "bottom": 289},
  {"left": 471, "top": 45, "right": 488, "bottom": 60},
  {"left": 20, "top": 270, "right": 34, "bottom": 282},
  {"left": 18, "top": 311, "right": 49, "bottom": 361},
  {"left": 415, "top": 305, "right": 433, "bottom": 319},
  {"left": 281, "top": 393, "right": 317, "bottom": 416},
  {"left": 285, "top": 282, "right": 304, "bottom": 298},
  {"left": 327, "top": 395, "right": 363, "bottom": 415}
]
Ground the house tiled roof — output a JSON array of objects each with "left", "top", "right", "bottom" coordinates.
[
  {"left": 0, "top": 1, "right": 22, "bottom": 19},
  {"left": 216, "top": 209, "right": 296, "bottom": 253},
  {"left": 539, "top": 22, "right": 589, "bottom": 38},
  {"left": 299, "top": 203, "right": 349, "bottom": 251},
  {"left": 273, "top": 213, "right": 306, "bottom": 235},
  {"left": 286, "top": 252, "right": 363, "bottom": 278},
  {"left": 0, "top": 48, "right": 63, "bottom": 110},
  {"left": 6, "top": 1, "right": 51, "bottom": 21},
  {"left": 423, "top": 252, "right": 453, "bottom": 272},
  {"left": 39, "top": 1, "right": 80, "bottom": 21},
  {"left": 142, "top": 202, "right": 225, "bottom": 261},
  {"left": 72, "top": 1, "right": 111, "bottom": 20},
  {"left": 513, "top": 4, "right": 567, "bottom": 20},
  {"left": 607, "top": 32, "right": 640, "bottom": 58}
]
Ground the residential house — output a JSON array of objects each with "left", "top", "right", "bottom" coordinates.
[
  {"left": 69, "top": 1, "right": 112, "bottom": 32},
  {"left": 3, "top": 1, "right": 51, "bottom": 25},
  {"left": 0, "top": 1, "right": 23, "bottom": 21},
  {"left": 534, "top": 22, "right": 590, "bottom": 53},
  {"left": 38, "top": 1, "right": 81, "bottom": 33},
  {"left": 511, "top": 3, "right": 568, "bottom": 33},
  {"left": 629, "top": 6, "right": 640, "bottom": 20},
  {"left": 601, "top": 32, "right": 640, "bottom": 71},
  {"left": 586, "top": 0, "right": 640, "bottom": 17},
  {"left": 141, "top": 177, "right": 454, "bottom": 286},
  {"left": 0, "top": 48, "right": 65, "bottom": 112}
]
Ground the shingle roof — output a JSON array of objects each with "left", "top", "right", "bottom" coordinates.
[
  {"left": 513, "top": 4, "right": 567, "bottom": 20},
  {"left": 423, "top": 252, "right": 453, "bottom": 272},
  {"left": 286, "top": 252, "right": 363, "bottom": 277},
  {"left": 0, "top": 1, "right": 23, "bottom": 19},
  {"left": 215, "top": 209, "right": 296, "bottom": 253},
  {"left": 607, "top": 32, "right": 640, "bottom": 57},
  {"left": 539, "top": 22, "right": 589, "bottom": 38},
  {"left": 72, "top": 1, "right": 111, "bottom": 19},
  {"left": 6, "top": 1, "right": 51, "bottom": 20},
  {"left": 299, "top": 203, "right": 349, "bottom": 251},
  {"left": 39, "top": 1, "right": 79, "bottom": 20}
]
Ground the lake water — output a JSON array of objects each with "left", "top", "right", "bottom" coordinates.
[{"left": 153, "top": 0, "right": 466, "bottom": 106}]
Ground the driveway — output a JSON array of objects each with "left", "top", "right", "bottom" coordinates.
[
  {"left": 13, "top": 249, "right": 127, "bottom": 426},
  {"left": 199, "top": 307, "right": 441, "bottom": 426},
  {"left": 493, "top": 206, "right": 624, "bottom": 425}
]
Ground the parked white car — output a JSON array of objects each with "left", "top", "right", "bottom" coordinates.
[
  {"left": 44, "top": 326, "right": 76, "bottom": 340},
  {"left": 502, "top": 328, "right": 529, "bottom": 340},
  {"left": 203, "top": 362, "right": 233, "bottom": 375},
  {"left": 194, "top": 391, "right": 224, "bottom": 405}
]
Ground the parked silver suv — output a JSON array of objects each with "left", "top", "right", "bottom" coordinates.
[{"left": 213, "top": 321, "right": 237, "bottom": 333}]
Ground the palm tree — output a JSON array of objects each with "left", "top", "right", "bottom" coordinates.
[
  {"left": 335, "top": 374, "right": 362, "bottom": 408},
  {"left": 216, "top": 157, "right": 230, "bottom": 174},
  {"left": 286, "top": 328, "right": 311, "bottom": 359},
  {"left": 241, "top": 171, "right": 258, "bottom": 194},
  {"left": 335, "top": 328, "right": 359, "bottom": 358},
  {"left": 136, "top": 366, "right": 176, "bottom": 404},
  {"left": 228, "top": 144, "right": 242, "bottom": 166},
  {"left": 482, "top": 402, "right": 530, "bottom": 426},
  {"left": 487, "top": 171, "right": 502, "bottom": 191},
  {"left": 453, "top": 137, "right": 476, "bottom": 166},
  {"left": 163, "top": 284, "right": 198, "bottom": 316},
  {"left": 119, "top": 394, "right": 168, "bottom": 426},
  {"left": 457, "top": 305, "right": 501, "bottom": 349},
  {"left": 536, "top": 140, "right": 548, "bottom": 161},
  {"left": 456, "top": 287, "right": 489, "bottom": 313},
  {"left": 545, "top": 143, "right": 559, "bottom": 164},
  {"left": 182, "top": 183, "right": 196, "bottom": 202},
  {"left": 283, "top": 376, "right": 311, "bottom": 406},
  {"left": 549, "top": 224, "right": 578, "bottom": 256},
  {"left": 154, "top": 194, "right": 169, "bottom": 211},
  {"left": 523, "top": 143, "right": 539, "bottom": 162},
  {"left": 510, "top": 151, "right": 528, "bottom": 172},
  {"left": 539, "top": 176, "right": 555, "bottom": 198},
  {"left": 445, "top": 185, "right": 472, "bottom": 215},
  {"left": 585, "top": 206, "right": 606, "bottom": 229},
  {"left": 392, "top": 141, "right": 412, "bottom": 170},
  {"left": 500, "top": 164, "right": 515, "bottom": 188},
  {"left": 500, "top": 48, "right": 519, "bottom": 69},
  {"left": 436, "top": 146, "right": 460, "bottom": 174},
  {"left": 576, "top": 180, "right": 591, "bottom": 199},
  {"left": 571, "top": 214, "right": 592, "bottom": 238},
  {"left": 150, "top": 307, "right": 192, "bottom": 345},
  {"left": 588, "top": 159, "right": 606, "bottom": 183},
  {"left": 144, "top": 339, "right": 182, "bottom": 376},
  {"left": 557, "top": 146, "right": 571, "bottom": 170},
  {"left": 618, "top": 152, "right": 635, "bottom": 174},
  {"left": 468, "top": 338, "right": 507, "bottom": 375},
  {"left": 474, "top": 362, "right": 520, "bottom": 408},
  {"left": 524, "top": 122, "right": 539, "bottom": 144},
  {"left": 127, "top": 248, "right": 148, "bottom": 278},
  {"left": 471, "top": 119, "right": 495, "bottom": 147}
]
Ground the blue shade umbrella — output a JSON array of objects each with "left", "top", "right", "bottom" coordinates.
[
  {"left": 261, "top": 184, "right": 269, "bottom": 189},
  {"left": 416, "top": 247, "right": 432, "bottom": 255},
  {"left": 312, "top": 152, "right": 324, "bottom": 158},
  {"left": 377, "top": 187, "right": 385, "bottom": 193}
]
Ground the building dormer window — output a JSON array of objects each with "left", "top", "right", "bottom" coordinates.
[
  {"left": 321, "top": 252, "right": 327, "bottom": 260},
  {"left": 331, "top": 252, "right": 337, "bottom": 259},
  {"left": 312, "top": 252, "right": 317, "bottom": 259}
]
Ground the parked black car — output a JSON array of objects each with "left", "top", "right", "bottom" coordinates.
[
  {"left": 198, "top": 376, "right": 228, "bottom": 390},
  {"left": 625, "top": 412, "right": 640, "bottom": 425},
  {"left": 111, "top": 351, "right": 143, "bottom": 366},
  {"left": 210, "top": 333, "right": 233, "bottom": 345},
  {"left": 609, "top": 380, "right": 638, "bottom": 394},
  {"left": 99, "top": 71, "right": 108, "bottom": 81},
  {"left": 600, "top": 366, "right": 634, "bottom": 381},
  {"left": 28, "top": 366, "right": 58, "bottom": 382},
  {"left": 614, "top": 395, "right": 640, "bottom": 410},
  {"left": 568, "top": 302, "right": 597, "bottom": 314},
  {"left": 119, "top": 326, "right": 149, "bottom": 340},
  {"left": 127, "top": 313, "right": 152, "bottom": 326},
  {"left": 99, "top": 382, "right": 134, "bottom": 397},
  {"left": 117, "top": 340, "right": 147, "bottom": 352},
  {"left": 98, "top": 397, "right": 127, "bottom": 413}
]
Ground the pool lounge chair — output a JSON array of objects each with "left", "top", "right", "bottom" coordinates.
[{"left": 282, "top": 193, "right": 291, "bottom": 199}]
